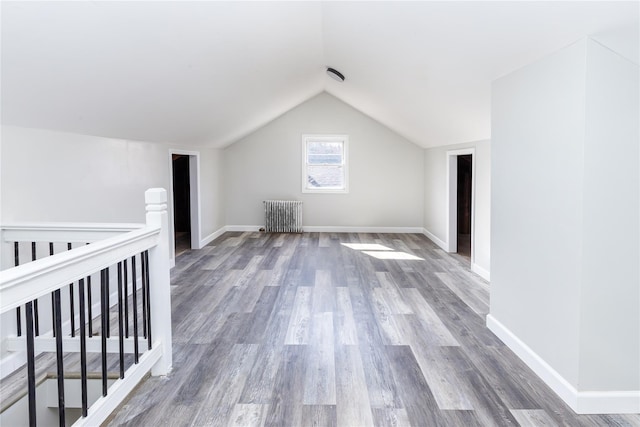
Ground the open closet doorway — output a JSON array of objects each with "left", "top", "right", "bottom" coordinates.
[
  {"left": 457, "top": 155, "right": 472, "bottom": 258},
  {"left": 172, "top": 154, "right": 191, "bottom": 256},
  {"left": 447, "top": 148, "right": 475, "bottom": 265},
  {"left": 169, "top": 150, "right": 201, "bottom": 262}
]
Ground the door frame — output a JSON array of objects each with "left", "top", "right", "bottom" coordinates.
[
  {"left": 168, "top": 150, "right": 201, "bottom": 264},
  {"left": 446, "top": 148, "right": 475, "bottom": 264}
]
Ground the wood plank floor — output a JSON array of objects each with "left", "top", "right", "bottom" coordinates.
[{"left": 108, "top": 232, "right": 640, "bottom": 427}]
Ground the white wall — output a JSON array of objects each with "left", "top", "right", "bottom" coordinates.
[
  {"left": 423, "top": 140, "right": 491, "bottom": 277},
  {"left": 423, "top": 147, "right": 447, "bottom": 242},
  {"left": 490, "top": 37, "right": 639, "bottom": 413},
  {"left": 224, "top": 92, "right": 424, "bottom": 230},
  {"left": 0, "top": 125, "right": 225, "bottom": 247},
  {"left": 491, "top": 39, "right": 586, "bottom": 388},
  {"left": 579, "top": 39, "right": 639, "bottom": 391},
  {"left": 198, "top": 148, "right": 225, "bottom": 240}
]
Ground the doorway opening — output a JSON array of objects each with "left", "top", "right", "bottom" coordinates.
[
  {"left": 169, "top": 150, "right": 200, "bottom": 264},
  {"left": 456, "top": 155, "right": 472, "bottom": 259},
  {"left": 446, "top": 148, "right": 475, "bottom": 264},
  {"left": 172, "top": 154, "right": 191, "bottom": 256}
]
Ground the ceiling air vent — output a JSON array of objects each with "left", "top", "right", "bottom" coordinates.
[{"left": 326, "top": 67, "right": 345, "bottom": 82}]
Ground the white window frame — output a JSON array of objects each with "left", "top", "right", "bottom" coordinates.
[{"left": 302, "top": 134, "right": 349, "bottom": 194}]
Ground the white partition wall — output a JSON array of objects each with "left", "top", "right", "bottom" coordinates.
[{"left": 489, "top": 37, "right": 639, "bottom": 413}]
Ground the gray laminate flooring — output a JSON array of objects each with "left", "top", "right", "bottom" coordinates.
[{"left": 107, "top": 232, "right": 640, "bottom": 427}]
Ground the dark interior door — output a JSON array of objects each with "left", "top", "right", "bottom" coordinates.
[
  {"left": 172, "top": 155, "right": 191, "bottom": 250},
  {"left": 457, "top": 155, "right": 472, "bottom": 258}
]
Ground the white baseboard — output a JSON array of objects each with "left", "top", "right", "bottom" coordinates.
[
  {"left": 422, "top": 228, "right": 447, "bottom": 250},
  {"left": 486, "top": 314, "right": 578, "bottom": 406},
  {"left": 199, "top": 226, "right": 226, "bottom": 247},
  {"left": 575, "top": 390, "right": 640, "bottom": 414},
  {"left": 471, "top": 263, "right": 491, "bottom": 281},
  {"left": 304, "top": 226, "right": 423, "bottom": 233},
  {"left": 225, "top": 225, "right": 262, "bottom": 232},
  {"left": 225, "top": 225, "right": 423, "bottom": 234},
  {"left": 486, "top": 314, "right": 640, "bottom": 414}
]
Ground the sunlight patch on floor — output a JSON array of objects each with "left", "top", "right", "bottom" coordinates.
[
  {"left": 341, "top": 242, "right": 424, "bottom": 261},
  {"left": 340, "top": 243, "right": 393, "bottom": 251},
  {"left": 361, "top": 251, "right": 424, "bottom": 261}
]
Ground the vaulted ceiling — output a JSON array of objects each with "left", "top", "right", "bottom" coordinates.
[{"left": 1, "top": 1, "right": 637, "bottom": 148}]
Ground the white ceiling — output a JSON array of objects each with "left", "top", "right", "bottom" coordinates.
[{"left": 1, "top": 1, "right": 638, "bottom": 148}]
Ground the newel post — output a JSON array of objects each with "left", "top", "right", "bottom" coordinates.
[{"left": 145, "top": 188, "right": 173, "bottom": 375}]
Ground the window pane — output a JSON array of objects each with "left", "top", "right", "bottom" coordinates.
[
  {"left": 303, "top": 135, "right": 348, "bottom": 193},
  {"left": 307, "top": 141, "right": 343, "bottom": 165},
  {"left": 306, "top": 165, "right": 344, "bottom": 189},
  {"left": 307, "top": 153, "right": 343, "bottom": 165}
]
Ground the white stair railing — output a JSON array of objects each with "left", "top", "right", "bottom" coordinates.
[{"left": 0, "top": 188, "right": 172, "bottom": 427}]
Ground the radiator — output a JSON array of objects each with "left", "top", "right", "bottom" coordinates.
[{"left": 263, "top": 200, "right": 303, "bottom": 233}]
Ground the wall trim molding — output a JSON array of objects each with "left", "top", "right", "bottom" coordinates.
[
  {"left": 422, "top": 228, "right": 447, "bottom": 250},
  {"left": 304, "top": 226, "right": 423, "bottom": 233},
  {"left": 225, "top": 225, "right": 262, "bottom": 232},
  {"left": 575, "top": 390, "right": 640, "bottom": 414},
  {"left": 471, "top": 263, "right": 490, "bottom": 281},
  {"left": 225, "top": 225, "right": 424, "bottom": 234},
  {"left": 199, "top": 226, "right": 227, "bottom": 247},
  {"left": 486, "top": 314, "right": 578, "bottom": 408},
  {"left": 486, "top": 314, "right": 640, "bottom": 414}
]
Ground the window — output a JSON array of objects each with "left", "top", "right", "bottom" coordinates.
[{"left": 302, "top": 134, "right": 348, "bottom": 193}]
